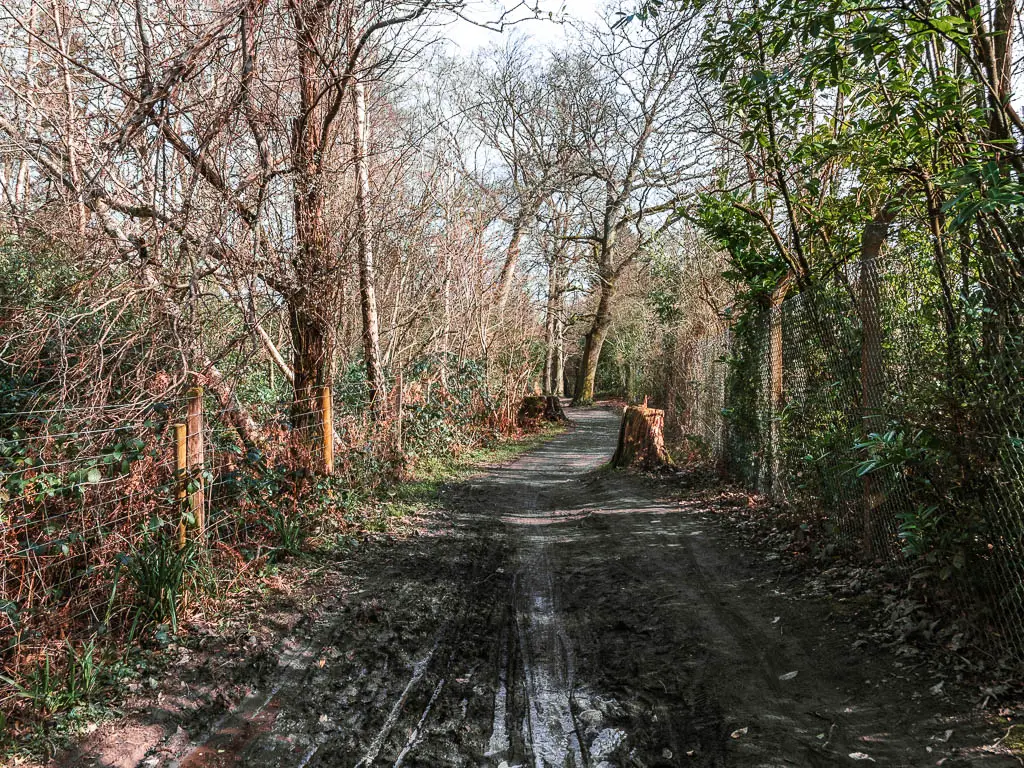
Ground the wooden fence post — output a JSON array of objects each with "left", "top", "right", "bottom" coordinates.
[
  {"left": 322, "top": 385, "right": 334, "bottom": 475},
  {"left": 174, "top": 423, "right": 188, "bottom": 549},
  {"left": 186, "top": 387, "right": 205, "bottom": 537},
  {"left": 395, "top": 372, "right": 403, "bottom": 456}
]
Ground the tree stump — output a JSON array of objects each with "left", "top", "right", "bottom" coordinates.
[
  {"left": 611, "top": 403, "right": 673, "bottom": 469},
  {"left": 518, "top": 395, "right": 569, "bottom": 425},
  {"left": 542, "top": 395, "right": 568, "bottom": 422}
]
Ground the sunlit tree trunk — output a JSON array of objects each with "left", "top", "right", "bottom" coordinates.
[
  {"left": 351, "top": 70, "right": 386, "bottom": 412},
  {"left": 495, "top": 207, "right": 532, "bottom": 311},
  {"left": 553, "top": 309, "right": 565, "bottom": 397},
  {"left": 543, "top": 260, "right": 558, "bottom": 394},
  {"left": 288, "top": 2, "right": 335, "bottom": 443},
  {"left": 574, "top": 271, "right": 617, "bottom": 404},
  {"left": 53, "top": 0, "right": 87, "bottom": 236}
]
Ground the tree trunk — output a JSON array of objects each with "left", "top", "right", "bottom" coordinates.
[
  {"left": 53, "top": 0, "right": 87, "bottom": 236},
  {"left": 352, "top": 73, "right": 386, "bottom": 413},
  {"left": 611, "top": 403, "right": 672, "bottom": 469},
  {"left": 766, "top": 278, "right": 791, "bottom": 499},
  {"left": 543, "top": 261, "right": 557, "bottom": 394},
  {"left": 553, "top": 308, "right": 565, "bottom": 397},
  {"left": 288, "top": 219, "right": 333, "bottom": 451},
  {"left": 494, "top": 206, "right": 532, "bottom": 310},
  {"left": 288, "top": 302, "right": 332, "bottom": 440},
  {"left": 573, "top": 275, "right": 617, "bottom": 405},
  {"left": 14, "top": 3, "right": 35, "bottom": 229},
  {"left": 289, "top": 4, "right": 335, "bottom": 462},
  {"left": 546, "top": 257, "right": 566, "bottom": 396}
]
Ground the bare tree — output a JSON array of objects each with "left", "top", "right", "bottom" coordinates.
[
  {"left": 0, "top": 0, "right": 496, "bottom": 438},
  {"left": 536, "top": 195, "right": 580, "bottom": 395},
  {"left": 557, "top": 11, "right": 704, "bottom": 403},
  {"left": 463, "top": 41, "right": 574, "bottom": 314}
]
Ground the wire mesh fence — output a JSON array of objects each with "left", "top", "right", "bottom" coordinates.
[
  {"left": 665, "top": 328, "right": 731, "bottom": 463},
  {"left": 0, "top": 358, "right": 511, "bottom": 716},
  {"left": 668, "top": 256, "right": 1024, "bottom": 660}
]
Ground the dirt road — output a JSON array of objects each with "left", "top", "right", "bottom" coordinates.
[{"left": 59, "top": 407, "right": 1018, "bottom": 767}]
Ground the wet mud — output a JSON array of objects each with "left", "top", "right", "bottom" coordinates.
[{"left": 55, "top": 407, "right": 1020, "bottom": 768}]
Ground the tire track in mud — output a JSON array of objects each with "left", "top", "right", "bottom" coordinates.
[
  {"left": 139, "top": 406, "right": 1018, "bottom": 768},
  {"left": 510, "top": 552, "right": 585, "bottom": 768},
  {"left": 159, "top": 508, "right": 514, "bottom": 767},
  {"left": 471, "top": 408, "right": 629, "bottom": 768},
  {"left": 154, "top": 408, "right": 735, "bottom": 768}
]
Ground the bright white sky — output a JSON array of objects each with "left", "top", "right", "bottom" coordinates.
[{"left": 443, "top": 0, "right": 605, "bottom": 53}]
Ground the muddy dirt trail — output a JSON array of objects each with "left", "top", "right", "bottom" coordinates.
[{"left": 62, "top": 406, "right": 1018, "bottom": 768}]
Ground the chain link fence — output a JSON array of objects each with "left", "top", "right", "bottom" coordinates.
[{"left": 669, "top": 257, "right": 1024, "bottom": 660}]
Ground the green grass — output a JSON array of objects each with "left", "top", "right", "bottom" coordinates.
[
  {"left": 0, "top": 640, "right": 102, "bottom": 716},
  {"left": 461, "top": 424, "right": 567, "bottom": 466},
  {"left": 361, "top": 423, "right": 568, "bottom": 525},
  {"left": 408, "top": 423, "right": 565, "bottom": 489},
  {"left": 0, "top": 639, "right": 141, "bottom": 763}
]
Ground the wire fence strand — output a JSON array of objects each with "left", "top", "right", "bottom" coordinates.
[{"left": 668, "top": 257, "right": 1024, "bottom": 660}]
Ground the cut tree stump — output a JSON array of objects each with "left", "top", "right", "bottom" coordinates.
[
  {"left": 542, "top": 395, "right": 568, "bottom": 422},
  {"left": 611, "top": 402, "right": 673, "bottom": 469},
  {"left": 518, "top": 395, "right": 569, "bottom": 425}
]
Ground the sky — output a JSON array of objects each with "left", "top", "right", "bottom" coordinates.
[{"left": 443, "top": 0, "right": 604, "bottom": 53}]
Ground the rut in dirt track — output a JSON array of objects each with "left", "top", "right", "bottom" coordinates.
[{"left": 146, "top": 406, "right": 1015, "bottom": 768}]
